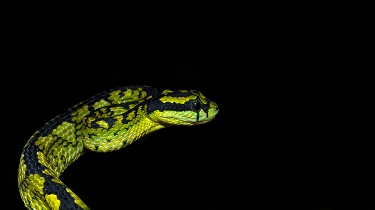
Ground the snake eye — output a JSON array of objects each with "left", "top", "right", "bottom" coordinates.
[{"left": 191, "top": 100, "right": 201, "bottom": 112}]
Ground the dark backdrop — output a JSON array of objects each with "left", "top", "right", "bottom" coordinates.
[{"left": 3, "top": 2, "right": 369, "bottom": 210}]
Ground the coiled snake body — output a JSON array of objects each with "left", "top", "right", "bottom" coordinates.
[{"left": 18, "top": 85, "right": 219, "bottom": 209}]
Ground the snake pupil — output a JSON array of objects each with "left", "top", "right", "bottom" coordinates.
[{"left": 191, "top": 100, "right": 201, "bottom": 112}]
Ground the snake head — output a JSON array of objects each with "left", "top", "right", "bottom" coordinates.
[{"left": 146, "top": 89, "right": 219, "bottom": 126}]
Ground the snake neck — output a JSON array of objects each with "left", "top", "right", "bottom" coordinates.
[{"left": 83, "top": 105, "right": 166, "bottom": 152}]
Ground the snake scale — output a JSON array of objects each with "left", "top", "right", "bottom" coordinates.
[{"left": 18, "top": 85, "right": 219, "bottom": 210}]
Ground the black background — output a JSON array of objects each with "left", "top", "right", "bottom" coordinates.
[{"left": 2, "top": 2, "right": 370, "bottom": 210}]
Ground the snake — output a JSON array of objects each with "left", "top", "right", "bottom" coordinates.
[{"left": 17, "top": 85, "right": 219, "bottom": 210}]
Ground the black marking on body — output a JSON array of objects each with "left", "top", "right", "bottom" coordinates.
[
  {"left": 42, "top": 174, "right": 85, "bottom": 209},
  {"left": 22, "top": 137, "right": 47, "bottom": 178}
]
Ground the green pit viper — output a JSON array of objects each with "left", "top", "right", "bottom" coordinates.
[{"left": 18, "top": 85, "right": 219, "bottom": 210}]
